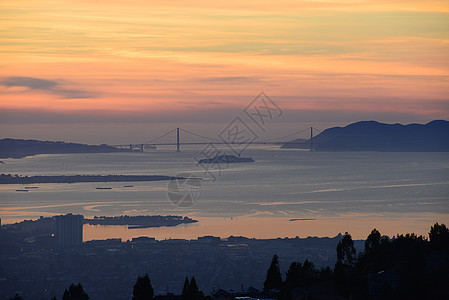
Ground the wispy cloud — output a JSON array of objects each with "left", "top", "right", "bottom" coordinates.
[
  {"left": 0, "top": 76, "right": 95, "bottom": 99},
  {"left": 0, "top": 1, "right": 447, "bottom": 121},
  {"left": 196, "top": 76, "right": 263, "bottom": 84},
  {"left": 1, "top": 77, "right": 57, "bottom": 90}
]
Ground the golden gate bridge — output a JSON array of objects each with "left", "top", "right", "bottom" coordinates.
[{"left": 111, "top": 127, "right": 321, "bottom": 152}]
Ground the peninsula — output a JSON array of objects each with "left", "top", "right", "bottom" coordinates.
[
  {"left": 0, "top": 174, "right": 179, "bottom": 184},
  {"left": 0, "top": 138, "right": 128, "bottom": 159},
  {"left": 85, "top": 215, "right": 198, "bottom": 228},
  {"left": 1, "top": 214, "right": 198, "bottom": 238},
  {"left": 281, "top": 120, "right": 449, "bottom": 151}
]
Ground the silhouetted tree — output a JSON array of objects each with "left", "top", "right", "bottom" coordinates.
[
  {"left": 181, "top": 276, "right": 204, "bottom": 300},
  {"left": 132, "top": 274, "right": 154, "bottom": 300},
  {"left": 318, "top": 266, "right": 333, "bottom": 282},
  {"left": 337, "top": 232, "right": 356, "bottom": 267},
  {"left": 181, "top": 277, "right": 190, "bottom": 299},
  {"left": 300, "top": 259, "right": 317, "bottom": 286},
  {"left": 365, "top": 228, "right": 381, "bottom": 254},
  {"left": 429, "top": 222, "right": 449, "bottom": 250},
  {"left": 334, "top": 232, "right": 356, "bottom": 296},
  {"left": 283, "top": 259, "right": 322, "bottom": 299},
  {"left": 264, "top": 254, "right": 283, "bottom": 290},
  {"left": 62, "top": 283, "right": 88, "bottom": 300},
  {"left": 284, "top": 261, "right": 302, "bottom": 290},
  {"left": 189, "top": 277, "right": 203, "bottom": 299},
  {"left": 9, "top": 294, "right": 23, "bottom": 300},
  {"left": 282, "top": 261, "right": 301, "bottom": 300},
  {"left": 358, "top": 228, "right": 390, "bottom": 274},
  {"left": 330, "top": 225, "right": 449, "bottom": 299}
]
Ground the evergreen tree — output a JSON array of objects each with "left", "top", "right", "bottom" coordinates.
[
  {"left": 283, "top": 259, "right": 324, "bottom": 299},
  {"left": 284, "top": 261, "right": 302, "bottom": 290},
  {"left": 132, "top": 274, "right": 154, "bottom": 300},
  {"left": 429, "top": 222, "right": 449, "bottom": 250},
  {"left": 188, "top": 277, "right": 203, "bottom": 299},
  {"left": 336, "top": 232, "right": 356, "bottom": 267},
  {"left": 318, "top": 266, "right": 333, "bottom": 282},
  {"left": 264, "top": 254, "right": 283, "bottom": 290},
  {"left": 300, "top": 259, "right": 316, "bottom": 286},
  {"left": 358, "top": 228, "right": 388, "bottom": 274},
  {"left": 334, "top": 232, "right": 356, "bottom": 296},
  {"left": 364, "top": 228, "right": 381, "bottom": 254},
  {"left": 181, "top": 277, "right": 190, "bottom": 300},
  {"left": 62, "top": 283, "right": 89, "bottom": 300},
  {"left": 181, "top": 276, "right": 204, "bottom": 300}
]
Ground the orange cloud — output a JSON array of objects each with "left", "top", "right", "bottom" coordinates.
[{"left": 0, "top": 0, "right": 448, "bottom": 121}]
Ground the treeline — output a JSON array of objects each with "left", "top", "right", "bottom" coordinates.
[
  {"left": 263, "top": 222, "right": 449, "bottom": 299},
  {"left": 9, "top": 223, "right": 449, "bottom": 300},
  {"left": 9, "top": 275, "right": 209, "bottom": 300}
]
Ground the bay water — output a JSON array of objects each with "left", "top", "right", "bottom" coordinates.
[{"left": 1, "top": 145, "right": 448, "bottom": 240}]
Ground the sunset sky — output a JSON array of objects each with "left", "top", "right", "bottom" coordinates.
[{"left": 1, "top": 0, "right": 448, "bottom": 143}]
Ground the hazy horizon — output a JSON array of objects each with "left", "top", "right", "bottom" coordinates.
[{"left": 1, "top": 118, "right": 446, "bottom": 145}]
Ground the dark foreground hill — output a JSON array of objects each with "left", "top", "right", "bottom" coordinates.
[
  {"left": 0, "top": 138, "right": 128, "bottom": 158},
  {"left": 282, "top": 120, "right": 449, "bottom": 151}
]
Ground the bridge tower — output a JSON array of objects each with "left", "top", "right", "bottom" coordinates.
[
  {"left": 176, "top": 127, "right": 180, "bottom": 152},
  {"left": 310, "top": 127, "right": 314, "bottom": 151}
]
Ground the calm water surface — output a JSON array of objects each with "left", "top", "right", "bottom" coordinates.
[{"left": 1, "top": 145, "right": 448, "bottom": 240}]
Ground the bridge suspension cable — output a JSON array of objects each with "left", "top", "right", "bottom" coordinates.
[
  {"left": 143, "top": 128, "right": 177, "bottom": 144},
  {"left": 140, "top": 126, "right": 322, "bottom": 146},
  {"left": 180, "top": 128, "right": 221, "bottom": 142}
]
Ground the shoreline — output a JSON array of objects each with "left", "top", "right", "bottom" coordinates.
[
  {"left": 0, "top": 174, "right": 180, "bottom": 184},
  {"left": 1, "top": 214, "right": 444, "bottom": 241}
]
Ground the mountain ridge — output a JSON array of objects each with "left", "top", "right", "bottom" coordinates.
[{"left": 281, "top": 120, "right": 449, "bottom": 151}]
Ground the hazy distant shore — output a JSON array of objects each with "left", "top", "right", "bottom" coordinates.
[
  {"left": 0, "top": 174, "right": 179, "bottom": 184},
  {"left": 85, "top": 215, "right": 198, "bottom": 228},
  {"left": 0, "top": 138, "right": 128, "bottom": 159},
  {"left": 0, "top": 214, "right": 199, "bottom": 240}
]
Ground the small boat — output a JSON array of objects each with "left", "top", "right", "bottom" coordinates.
[
  {"left": 96, "top": 187, "right": 112, "bottom": 190},
  {"left": 16, "top": 189, "right": 29, "bottom": 192},
  {"left": 24, "top": 186, "right": 39, "bottom": 189},
  {"left": 123, "top": 185, "right": 134, "bottom": 187}
]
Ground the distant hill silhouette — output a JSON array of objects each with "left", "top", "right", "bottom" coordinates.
[
  {"left": 281, "top": 120, "right": 449, "bottom": 151},
  {"left": 0, "top": 138, "right": 128, "bottom": 158}
]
